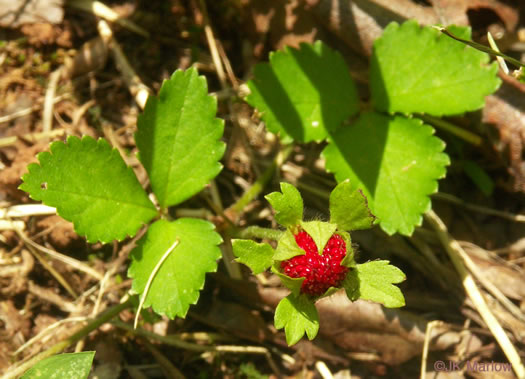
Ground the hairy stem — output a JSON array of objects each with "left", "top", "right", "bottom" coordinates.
[{"left": 235, "top": 226, "right": 284, "bottom": 240}]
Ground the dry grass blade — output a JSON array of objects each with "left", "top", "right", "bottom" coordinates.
[
  {"left": 425, "top": 210, "right": 525, "bottom": 379},
  {"left": 67, "top": 0, "right": 149, "bottom": 37},
  {"left": 17, "top": 229, "right": 104, "bottom": 281},
  {"left": 434, "top": 192, "right": 525, "bottom": 222}
]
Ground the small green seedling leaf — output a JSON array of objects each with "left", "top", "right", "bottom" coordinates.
[
  {"left": 232, "top": 239, "right": 274, "bottom": 274},
  {"left": 345, "top": 260, "right": 406, "bottom": 308},
  {"left": 19, "top": 136, "right": 157, "bottom": 243},
  {"left": 247, "top": 41, "right": 359, "bottom": 143},
  {"left": 323, "top": 112, "right": 450, "bottom": 236},
  {"left": 128, "top": 218, "right": 222, "bottom": 318},
  {"left": 265, "top": 182, "right": 303, "bottom": 227},
  {"left": 371, "top": 20, "right": 500, "bottom": 116},
  {"left": 329, "top": 180, "right": 376, "bottom": 231},
  {"left": 136, "top": 68, "right": 225, "bottom": 208},
  {"left": 273, "top": 229, "right": 305, "bottom": 261},
  {"left": 300, "top": 220, "right": 337, "bottom": 253},
  {"left": 22, "top": 351, "right": 95, "bottom": 379},
  {"left": 275, "top": 293, "right": 319, "bottom": 345}
]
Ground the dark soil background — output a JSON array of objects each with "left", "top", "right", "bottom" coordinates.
[{"left": 1, "top": 1, "right": 525, "bottom": 378}]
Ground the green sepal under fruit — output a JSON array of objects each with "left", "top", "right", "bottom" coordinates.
[
  {"left": 265, "top": 182, "right": 303, "bottom": 228},
  {"left": 271, "top": 264, "right": 305, "bottom": 297}
]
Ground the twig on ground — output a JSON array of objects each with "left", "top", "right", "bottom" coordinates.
[
  {"left": 0, "top": 204, "right": 56, "bottom": 218},
  {"left": 433, "top": 192, "right": 525, "bottom": 222},
  {"left": 13, "top": 317, "right": 89, "bottom": 356},
  {"left": 17, "top": 229, "right": 103, "bottom": 280},
  {"left": 97, "top": 20, "right": 151, "bottom": 109},
  {"left": 144, "top": 341, "right": 187, "bottom": 379},
  {"left": 42, "top": 68, "right": 63, "bottom": 141},
  {"left": 67, "top": 0, "right": 149, "bottom": 37},
  {"left": 425, "top": 210, "right": 525, "bottom": 379},
  {"left": 420, "top": 320, "right": 444, "bottom": 379},
  {"left": 316, "top": 361, "right": 334, "bottom": 379},
  {"left": 198, "top": 0, "right": 228, "bottom": 89},
  {"left": 0, "top": 94, "right": 69, "bottom": 126},
  {"left": 0, "top": 220, "right": 25, "bottom": 230}
]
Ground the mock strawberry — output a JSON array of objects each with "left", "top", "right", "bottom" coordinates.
[{"left": 280, "top": 230, "right": 349, "bottom": 296}]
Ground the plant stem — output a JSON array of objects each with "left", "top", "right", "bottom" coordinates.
[
  {"left": 235, "top": 226, "right": 283, "bottom": 240},
  {"left": 417, "top": 114, "right": 482, "bottom": 146},
  {"left": 230, "top": 144, "right": 294, "bottom": 214},
  {"left": 4, "top": 298, "right": 133, "bottom": 379}
]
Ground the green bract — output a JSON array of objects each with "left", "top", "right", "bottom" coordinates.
[
  {"left": 232, "top": 182, "right": 406, "bottom": 345},
  {"left": 264, "top": 182, "right": 303, "bottom": 227},
  {"left": 344, "top": 260, "right": 406, "bottom": 308},
  {"left": 275, "top": 294, "right": 319, "bottom": 346}
]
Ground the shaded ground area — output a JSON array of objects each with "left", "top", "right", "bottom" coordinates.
[{"left": 1, "top": 0, "right": 525, "bottom": 378}]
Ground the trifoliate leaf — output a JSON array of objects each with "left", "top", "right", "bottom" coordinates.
[
  {"left": 323, "top": 112, "right": 450, "bottom": 236},
  {"left": 329, "top": 180, "right": 376, "bottom": 231},
  {"left": 272, "top": 264, "right": 305, "bottom": 297},
  {"left": 274, "top": 294, "right": 319, "bottom": 345},
  {"left": 232, "top": 239, "right": 274, "bottom": 274},
  {"left": 265, "top": 182, "right": 303, "bottom": 227},
  {"left": 22, "top": 352, "right": 95, "bottom": 379},
  {"left": 344, "top": 260, "right": 405, "bottom": 308},
  {"left": 136, "top": 68, "right": 225, "bottom": 208},
  {"left": 300, "top": 221, "right": 337, "bottom": 253},
  {"left": 19, "top": 136, "right": 157, "bottom": 243},
  {"left": 246, "top": 41, "right": 359, "bottom": 142},
  {"left": 128, "top": 218, "right": 222, "bottom": 318},
  {"left": 274, "top": 229, "right": 305, "bottom": 261},
  {"left": 371, "top": 20, "right": 500, "bottom": 116}
]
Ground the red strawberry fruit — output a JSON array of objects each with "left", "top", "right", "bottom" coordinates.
[{"left": 280, "top": 230, "right": 349, "bottom": 296}]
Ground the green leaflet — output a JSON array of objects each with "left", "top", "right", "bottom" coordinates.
[
  {"left": 265, "top": 182, "right": 303, "bottom": 227},
  {"left": 19, "top": 136, "right": 157, "bottom": 243},
  {"left": 247, "top": 41, "right": 359, "bottom": 143},
  {"left": 344, "top": 260, "right": 406, "bottom": 308},
  {"left": 272, "top": 264, "right": 305, "bottom": 297},
  {"left": 232, "top": 239, "right": 274, "bottom": 274},
  {"left": 21, "top": 352, "right": 95, "bottom": 379},
  {"left": 371, "top": 20, "right": 500, "bottom": 116},
  {"left": 329, "top": 180, "right": 376, "bottom": 231},
  {"left": 274, "top": 294, "right": 319, "bottom": 345},
  {"left": 136, "top": 68, "right": 225, "bottom": 208},
  {"left": 128, "top": 218, "right": 222, "bottom": 318},
  {"left": 323, "top": 112, "right": 449, "bottom": 236},
  {"left": 273, "top": 229, "right": 305, "bottom": 261}
]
